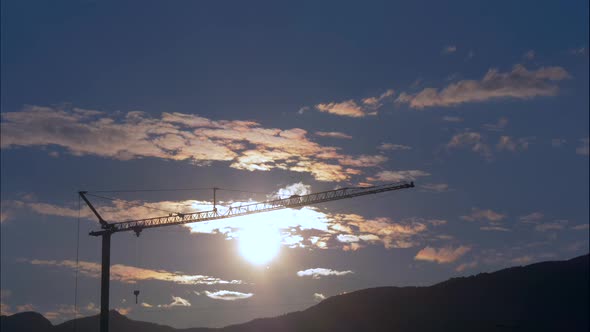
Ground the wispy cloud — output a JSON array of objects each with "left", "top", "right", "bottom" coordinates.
[
  {"left": 26, "top": 259, "right": 243, "bottom": 285},
  {"left": 0, "top": 106, "right": 389, "bottom": 182},
  {"left": 203, "top": 290, "right": 253, "bottom": 301},
  {"left": 368, "top": 170, "right": 430, "bottom": 182},
  {"left": 455, "top": 261, "right": 478, "bottom": 272},
  {"left": 535, "top": 220, "right": 568, "bottom": 232},
  {"left": 314, "top": 90, "right": 394, "bottom": 118},
  {"left": 377, "top": 143, "right": 412, "bottom": 151},
  {"left": 313, "top": 293, "right": 326, "bottom": 302},
  {"left": 496, "top": 136, "right": 533, "bottom": 152},
  {"left": 480, "top": 226, "right": 510, "bottom": 232},
  {"left": 315, "top": 131, "right": 353, "bottom": 139},
  {"left": 396, "top": 65, "right": 570, "bottom": 109},
  {"left": 420, "top": 183, "right": 449, "bottom": 193},
  {"left": 461, "top": 208, "right": 506, "bottom": 222},
  {"left": 157, "top": 296, "right": 191, "bottom": 308},
  {"left": 414, "top": 245, "right": 470, "bottom": 263},
  {"left": 523, "top": 50, "right": 535, "bottom": 60},
  {"left": 576, "top": 138, "right": 589, "bottom": 156},
  {"left": 296, "top": 268, "right": 353, "bottom": 279},
  {"left": 442, "top": 45, "right": 457, "bottom": 54},
  {"left": 447, "top": 132, "right": 492, "bottom": 160},
  {"left": 483, "top": 117, "right": 508, "bottom": 131},
  {"left": 442, "top": 116, "right": 463, "bottom": 122},
  {"left": 520, "top": 212, "right": 544, "bottom": 223},
  {"left": 551, "top": 138, "right": 566, "bottom": 147}
]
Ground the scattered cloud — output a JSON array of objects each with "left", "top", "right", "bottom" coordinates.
[
  {"left": 315, "top": 131, "right": 353, "bottom": 139},
  {"left": 26, "top": 259, "right": 243, "bottom": 285},
  {"left": 520, "top": 212, "right": 544, "bottom": 223},
  {"left": 140, "top": 302, "right": 153, "bottom": 308},
  {"left": 296, "top": 268, "right": 353, "bottom": 279},
  {"left": 0, "top": 106, "right": 390, "bottom": 182},
  {"left": 447, "top": 132, "right": 492, "bottom": 160},
  {"left": 313, "top": 293, "right": 326, "bottom": 302},
  {"left": 414, "top": 245, "right": 470, "bottom": 263},
  {"left": 535, "top": 220, "right": 568, "bottom": 232},
  {"left": 314, "top": 90, "right": 394, "bottom": 118},
  {"left": 297, "top": 106, "right": 310, "bottom": 114},
  {"left": 396, "top": 65, "right": 570, "bottom": 109},
  {"left": 442, "top": 116, "right": 463, "bottom": 122},
  {"left": 551, "top": 138, "right": 566, "bottom": 147},
  {"left": 569, "top": 46, "right": 588, "bottom": 56},
  {"left": 461, "top": 208, "right": 506, "bottom": 222},
  {"left": 496, "top": 136, "right": 533, "bottom": 152},
  {"left": 420, "top": 183, "right": 449, "bottom": 192},
  {"left": 158, "top": 296, "right": 191, "bottom": 308},
  {"left": 571, "top": 224, "right": 589, "bottom": 231},
  {"left": 203, "top": 290, "right": 253, "bottom": 301},
  {"left": 377, "top": 143, "right": 412, "bottom": 151},
  {"left": 455, "top": 261, "right": 478, "bottom": 272},
  {"left": 511, "top": 255, "right": 533, "bottom": 265},
  {"left": 523, "top": 50, "right": 535, "bottom": 60},
  {"left": 576, "top": 138, "right": 589, "bottom": 156},
  {"left": 368, "top": 170, "right": 430, "bottom": 182},
  {"left": 442, "top": 45, "right": 457, "bottom": 54},
  {"left": 480, "top": 226, "right": 510, "bottom": 232},
  {"left": 483, "top": 117, "right": 508, "bottom": 131}
]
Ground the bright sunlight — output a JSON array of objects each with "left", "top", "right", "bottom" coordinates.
[{"left": 238, "top": 225, "right": 281, "bottom": 265}]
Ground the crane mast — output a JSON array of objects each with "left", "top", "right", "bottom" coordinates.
[{"left": 79, "top": 181, "right": 414, "bottom": 332}]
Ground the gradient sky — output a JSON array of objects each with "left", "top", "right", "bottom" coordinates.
[{"left": 1, "top": 0, "right": 588, "bottom": 328}]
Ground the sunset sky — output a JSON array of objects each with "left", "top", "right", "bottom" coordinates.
[{"left": 1, "top": 0, "right": 588, "bottom": 329}]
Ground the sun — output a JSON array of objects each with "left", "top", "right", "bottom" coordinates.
[{"left": 238, "top": 225, "right": 281, "bottom": 265}]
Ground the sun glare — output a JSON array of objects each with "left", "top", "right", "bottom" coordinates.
[{"left": 238, "top": 226, "right": 281, "bottom": 265}]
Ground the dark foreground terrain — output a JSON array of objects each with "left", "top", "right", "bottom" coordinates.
[{"left": 2, "top": 254, "right": 588, "bottom": 332}]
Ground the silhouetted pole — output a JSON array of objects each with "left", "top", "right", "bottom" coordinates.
[{"left": 100, "top": 232, "right": 111, "bottom": 332}]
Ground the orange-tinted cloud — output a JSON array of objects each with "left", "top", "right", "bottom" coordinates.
[{"left": 414, "top": 245, "right": 471, "bottom": 263}]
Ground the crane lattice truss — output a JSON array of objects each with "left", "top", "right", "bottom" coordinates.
[
  {"left": 85, "top": 181, "right": 415, "bottom": 236},
  {"left": 79, "top": 181, "right": 414, "bottom": 332}
]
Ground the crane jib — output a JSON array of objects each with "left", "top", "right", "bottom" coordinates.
[{"left": 88, "top": 181, "right": 414, "bottom": 236}]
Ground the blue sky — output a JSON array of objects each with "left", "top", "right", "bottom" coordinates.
[{"left": 1, "top": 0, "right": 588, "bottom": 328}]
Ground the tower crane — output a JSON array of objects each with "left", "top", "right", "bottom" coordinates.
[{"left": 80, "top": 181, "right": 414, "bottom": 332}]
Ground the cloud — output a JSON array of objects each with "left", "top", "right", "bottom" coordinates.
[
  {"left": 569, "top": 47, "right": 588, "bottom": 56},
  {"left": 315, "top": 131, "right": 353, "bottom": 139},
  {"left": 496, "top": 136, "right": 533, "bottom": 152},
  {"left": 523, "top": 50, "right": 535, "bottom": 60},
  {"left": 414, "top": 245, "right": 470, "bottom": 263},
  {"left": 442, "top": 116, "right": 463, "bottom": 122},
  {"left": 203, "top": 290, "right": 253, "bottom": 301},
  {"left": 447, "top": 132, "right": 492, "bottom": 160},
  {"left": 369, "top": 170, "right": 430, "bottom": 182},
  {"left": 571, "top": 224, "right": 589, "bottom": 230},
  {"left": 377, "top": 143, "right": 412, "bottom": 151},
  {"left": 535, "top": 220, "right": 568, "bottom": 232},
  {"left": 483, "top": 117, "right": 508, "bottom": 131},
  {"left": 314, "top": 90, "right": 394, "bottom": 118},
  {"left": 26, "top": 259, "right": 243, "bottom": 285},
  {"left": 442, "top": 45, "right": 457, "bottom": 54},
  {"left": 140, "top": 302, "right": 153, "bottom": 308},
  {"left": 576, "top": 138, "right": 589, "bottom": 156},
  {"left": 420, "top": 183, "right": 449, "bottom": 192},
  {"left": 296, "top": 268, "right": 354, "bottom": 279},
  {"left": 0, "top": 106, "right": 390, "bottom": 182},
  {"left": 520, "top": 212, "right": 544, "bottom": 223},
  {"left": 461, "top": 208, "right": 506, "bottom": 222},
  {"left": 313, "top": 293, "right": 326, "bottom": 302},
  {"left": 396, "top": 65, "right": 570, "bottom": 109},
  {"left": 158, "top": 296, "right": 191, "bottom": 308},
  {"left": 551, "top": 138, "right": 566, "bottom": 147},
  {"left": 455, "top": 261, "right": 478, "bottom": 272},
  {"left": 511, "top": 255, "right": 533, "bottom": 265},
  {"left": 480, "top": 226, "right": 510, "bottom": 232}
]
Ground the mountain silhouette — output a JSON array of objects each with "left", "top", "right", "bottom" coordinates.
[{"left": 2, "top": 254, "right": 588, "bottom": 332}]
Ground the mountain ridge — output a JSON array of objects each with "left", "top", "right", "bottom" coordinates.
[{"left": 2, "top": 253, "right": 588, "bottom": 332}]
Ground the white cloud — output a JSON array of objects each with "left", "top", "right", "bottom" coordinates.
[
  {"left": 203, "top": 290, "right": 253, "bottom": 301},
  {"left": 396, "top": 65, "right": 570, "bottom": 109},
  {"left": 415, "top": 245, "right": 470, "bottom": 263},
  {"left": 461, "top": 208, "right": 506, "bottom": 222},
  {"left": 520, "top": 212, "right": 544, "bottom": 223},
  {"left": 296, "top": 268, "right": 353, "bottom": 279},
  {"left": 576, "top": 138, "right": 589, "bottom": 156},
  {"left": 571, "top": 224, "right": 589, "bottom": 230},
  {"left": 442, "top": 116, "right": 463, "bottom": 122},
  {"left": 26, "top": 259, "right": 243, "bottom": 285},
  {"left": 442, "top": 45, "right": 457, "bottom": 54},
  {"left": 496, "top": 136, "right": 533, "bottom": 152},
  {"left": 369, "top": 170, "right": 430, "bottom": 182},
  {"left": 377, "top": 143, "right": 412, "bottom": 151},
  {"left": 480, "top": 226, "right": 510, "bottom": 232},
  {"left": 535, "top": 220, "right": 568, "bottom": 232},
  {"left": 313, "top": 293, "right": 326, "bottom": 302},
  {"left": 483, "top": 117, "right": 508, "bottom": 131},
  {"left": 315, "top": 131, "right": 353, "bottom": 139},
  {"left": 420, "top": 183, "right": 449, "bottom": 192},
  {"left": 158, "top": 296, "right": 191, "bottom": 308},
  {"left": 0, "top": 106, "right": 389, "bottom": 182},
  {"left": 447, "top": 132, "right": 492, "bottom": 160},
  {"left": 315, "top": 90, "right": 394, "bottom": 118}
]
